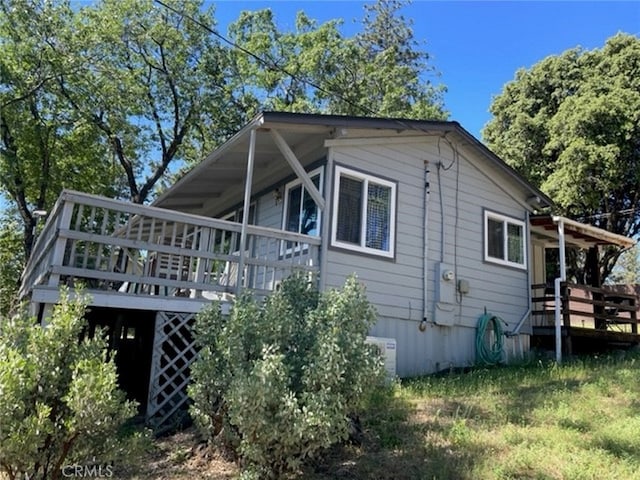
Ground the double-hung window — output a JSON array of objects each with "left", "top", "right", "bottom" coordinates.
[
  {"left": 484, "top": 210, "right": 526, "bottom": 269},
  {"left": 282, "top": 167, "right": 323, "bottom": 253},
  {"left": 331, "top": 166, "right": 396, "bottom": 258}
]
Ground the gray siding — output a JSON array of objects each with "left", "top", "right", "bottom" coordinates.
[
  {"left": 209, "top": 134, "right": 534, "bottom": 377},
  {"left": 324, "top": 139, "right": 531, "bottom": 376}
]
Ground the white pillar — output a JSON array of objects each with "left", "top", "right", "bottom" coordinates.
[
  {"left": 236, "top": 129, "right": 256, "bottom": 295},
  {"left": 555, "top": 219, "right": 566, "bottom": 363}
]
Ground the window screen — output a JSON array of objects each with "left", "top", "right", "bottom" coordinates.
[
  {"left": 336, "top": 176, "right": 363, "bottom": 244},
  {"left": 366, "top": 183, "right": 391, "bottom": 250}
]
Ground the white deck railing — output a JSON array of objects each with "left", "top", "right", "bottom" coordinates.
[{"left": 20, "top": 190, "right": 320, "bottom": 303}]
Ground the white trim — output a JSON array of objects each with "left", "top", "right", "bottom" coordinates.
[
  {"left": 484, "top": 210, "right": 527, "bottom": 270},
  {"left": 552, "top": 215, "right": 635, "bottom": 249},
  {"left": 331, "top": 165, "right": 396, "bottom": 259},
  {"left": 281, "top": 167, "right": 324, "bottom": 256}
]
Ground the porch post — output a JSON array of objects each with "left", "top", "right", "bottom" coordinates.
[
  {"left": 555, "top": 219, "right": 567, "bottom": 363},
  {"left": 586, "top": 246, "right": 605, "bottom": 329},
  {"left": 319, "top": 150, "right": 334, "bottom": 291},
  {"left": 236, "top": 129, "right": 257, "bottom": 295}
]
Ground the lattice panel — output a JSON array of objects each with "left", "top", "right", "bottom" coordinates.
[{"left": 146, "top": 311, "right": 197, "bottom": 430}]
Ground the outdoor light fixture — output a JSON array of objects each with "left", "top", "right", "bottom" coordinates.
[{"left": 273, "top": 188, "right": 282, "bottom": 205}]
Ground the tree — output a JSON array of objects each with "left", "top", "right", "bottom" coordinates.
[
  {"left": 608, "top": 244, "right": 640, "bottom": 285},
  {"left": 324, "top": 0, "right": 447, "bottom": 118},
  {"left": 228, "top": 0, "right": 447, "bottom": 119},
  {"left": 0, "top": 0, "right": 124, "bottom": 258},
  {"left": 0, "top": 213, "right": 23, "bottom": 316},
  {"left": 57, "top": 0, "right": 243, "bottom": 201},
  {"left": 484, "top": 33, "right": 640, "bottom": 280}
]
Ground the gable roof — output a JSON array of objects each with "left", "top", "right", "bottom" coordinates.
[{"left": 154, "top": 111, "right": 553, "bottom": 212}]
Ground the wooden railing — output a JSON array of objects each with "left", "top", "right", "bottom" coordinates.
[
  {"left": 19, "top": 190, "right": 320, "bottom": 302},
  {"left": 532, "top": 283, "right": 638, "bottom": 334}
]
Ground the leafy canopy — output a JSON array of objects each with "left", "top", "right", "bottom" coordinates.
[{"left": 484, "top": 33, "right": 640, "bottom": 279}]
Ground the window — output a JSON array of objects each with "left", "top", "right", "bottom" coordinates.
[
  {"left": 484, "top": 210, "right": 526, "bottom": 269},
  {"left": 331, "top": 166, "right": 396, "bottom": 258},
  {"left": 281, "top": 167, "right": 323, "bottom": 253}
]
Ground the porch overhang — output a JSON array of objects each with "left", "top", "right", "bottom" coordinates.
[
  {"left": 530, "top": 214, "right": 635, "bottom": 249},
  {"left": 154, "top": 111, "right": 553, "bottom": 217},
  {"left": 153, "top": 114, "right": 335, "bottom": 216}
]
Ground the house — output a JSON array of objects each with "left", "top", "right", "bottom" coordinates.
[{"left": 19, "top": 112, "right": 638, "bottom": 429}]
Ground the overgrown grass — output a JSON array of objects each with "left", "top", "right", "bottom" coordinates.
[{"left": 305, "top": 351, "right": 640, "bottom": 480}]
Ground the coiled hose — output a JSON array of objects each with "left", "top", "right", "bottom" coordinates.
[{"left": 476, "top": 312, "right": 505, "bottom": 365}]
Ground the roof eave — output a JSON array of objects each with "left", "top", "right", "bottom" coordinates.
[{"left": 153, "top": 112, "right": 266, "bottom": 207}]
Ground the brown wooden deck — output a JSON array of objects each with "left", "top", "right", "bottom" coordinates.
[{"left": 531, "top": 283, "right": 639, "bottom": 354}]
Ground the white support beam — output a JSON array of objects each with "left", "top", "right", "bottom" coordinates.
[
  {"left": 270, "top": 128, "right": 326, "bottom": 211},
  {"left": 555, "top": 219, "right": 566, "bottom": 364},
  {"left": 237, "top": 128, "right": 257, "bottom": 294},
  {"left": 319, "top": 150, "right": 334, "bottom": 291}
]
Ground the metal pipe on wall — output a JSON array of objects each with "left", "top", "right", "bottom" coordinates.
[{"left": 421, "top": 161, "right": 431, "bottom": 329}]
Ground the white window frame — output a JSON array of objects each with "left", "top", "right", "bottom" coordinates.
[
  {"left": 280, "top": 167, "right": 324, "bottom": 255},
  {"left": 331, "top": 165, "right": 397, "bottom": 259},
  {"left": 484, "top": 210, "right": 527, "bottom": 269}
]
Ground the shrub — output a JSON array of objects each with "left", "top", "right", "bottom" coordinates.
[
  {"left": 0, "top": 290, "right": 139, "bottom": 480},
  {"left": 189, "top": 275, "right": 383, "bottom": 478}
]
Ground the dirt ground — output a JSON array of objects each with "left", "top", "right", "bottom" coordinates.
[{"left": 118, "top": 427, "right": 238, "bottom": 480}]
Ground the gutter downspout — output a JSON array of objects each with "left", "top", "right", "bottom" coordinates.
[
  {"left": 421, "top": 161, "right": 430, "bottom": 331},
  {"left": 554, "top": 218, "right": 567, "bottom": 363}
]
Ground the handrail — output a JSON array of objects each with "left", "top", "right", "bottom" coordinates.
[
  {"left": 531, "top": 282, "right": 638, "bottom": 329},
  {"left": 20, "top": 190, "right": 321, "bottom": 302},
  {"left": 63, "top": 189, "right": 320, "bottom": 245}
]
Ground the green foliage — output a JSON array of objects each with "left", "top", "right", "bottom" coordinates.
[
  {"left": 0, "top": 213, "right": 23, "bottom": 316},
  {"left": 228, "top": 0, "right": 447, "bottom": 120},
  {"left": 189, "top": 275, "right": 383, "bottom": 479},
  {"left": 608, "top": 243, "right": 640, "bottom": 285},
  {"left": 484, "top": 33, "right": 640, "bottom": 279},
  {"left": 0, "top": 0, "right": 125, "bottom": 257},
  {"left": 0, "top": 291, "right": 138, "bottom": 480},
  {"left": 325, "top": 0, "right": 447, "bottom": 119}
]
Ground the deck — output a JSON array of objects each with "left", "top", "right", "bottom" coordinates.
[
  {"left": 20, "top": 190, "right": 321, "bottom": 314},
  {"left": 531, "top": 283, "right": 639, "bottom": 354}
]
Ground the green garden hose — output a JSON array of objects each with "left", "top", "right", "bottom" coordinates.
[{"left": 476, "top": 312, "right": 505, "bottom": 366}]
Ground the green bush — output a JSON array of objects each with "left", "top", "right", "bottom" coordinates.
[
  {"left": 189, "top": 275, "right": 383, "bottom": 479},
  {"left": 0, "top": 290, "right": 139, "bottom": 480}
]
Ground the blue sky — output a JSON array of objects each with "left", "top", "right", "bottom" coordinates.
[{"left": 211, "top": 0, "right": 639, "bottom": 140}]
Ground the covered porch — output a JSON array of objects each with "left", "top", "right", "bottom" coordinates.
[
  {"left": 19, "top": 115, "right": 332, "bottom": 315},
  {"left": 529, "top": 215, "right": 639, "bottom": 358}
]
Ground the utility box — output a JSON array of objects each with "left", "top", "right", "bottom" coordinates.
[
  {"left": 365, "top": 336, "right": 397, "bottom": 378},
  {"left": 434, "top": 263, "right": 456, "bottom": 326}
]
